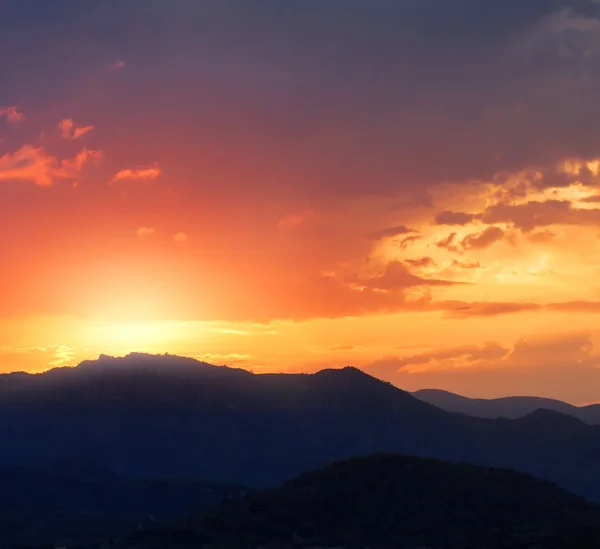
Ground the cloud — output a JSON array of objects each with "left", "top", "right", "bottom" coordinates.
[
  {"left": 546, "top": 300, "right": 600, "bottom": 313},
  {"left": 466, "top": 200, "right": 600, "bottom": 231},
  {"left": 368, "top": 341, "right": 510, "bottom": 378},
  {"left": 61, "top": 147, "right": 103, "bottom": 173},
  {"left": 435, "top": 232, "right": 459, "bottom": 252},
  {"left": 369, "top": 225, "right": 416, "bottom": 240},
  {"left": 366, "top": 332, "right": 599, "bottom": 382},
  {"left": 0, "top": 145, "right": 101, "bottom": 186},
  {"left": 0, "top": 345, "right": 75, "bottom": 373},
  {"left": 194, "top": 352, "right": 251, "bottom": 366},
  {"left": 58, "top": 118, "right": 94, "bottom": 140},
  {"left": 329, "top": 344, "right": 356, "bottom": 352},
  {"left": 0, "top": 106, "right": 26, "bottom": 123},
  {"left": 277, "top": 209, "right": 314, "bottom": 229},
  {"left": 354, "top": 261, "right": 460, "bottom": 291},
  {"left": 434, "top": 211, "right": 477, "bottom": 225},
  {"left": 137, "top": 227, "right": 155, "bottom": 237},
  {"left": 366, "top": 331, "right": 600, "bottom": 403},
  {"left": 438, "top": 300, "right": 543, "bottom": 317},
  {"left": 396, "top": 235, "right": 422, "bottom": 249},
  {"left": 435, "top": 227, "right": 506, "bottom": 253},
  {"left": 461, "top": 226, "right": 505, "bottom": 249},
  {"left": 431, "top": 300, "right": 600, "bottom": 318},
  {"left": 451, "top": 259, "right": 481, "bottom": 270},
  {"left": 527, "top": 229, "right": 557, "bottom": 243},
  {"left": 174, "top": 232, "right": 188, "bottom": 242},
  {"left": 405, "top": 257, "right": 437, "bottom": 268},
  {"left": 111, "top": 59, "right": 126, "bottom": 70},
  {"left": 110, "top": 163, "right": 161, "bottom": 183}
]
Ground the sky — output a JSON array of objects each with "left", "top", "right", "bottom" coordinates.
[{"left": 3, "top": 0, "right": 600, "bottom": 403}]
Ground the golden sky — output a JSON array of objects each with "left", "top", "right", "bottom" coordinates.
[{"left": 3, "top": 1, "right": 600, "bottom": 404}]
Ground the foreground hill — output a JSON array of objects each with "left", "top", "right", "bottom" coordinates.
[
  {"left": 413, "top": 388, "right": 600, "bottom": 424},
  {"left": 0, "top": 459, "right": 244, "bottom": 548},
  {"left": 123, "top": 454, "right": 600, "bottom": 549},
  {"left": 2, "top": 353, "right": 600, "bottom": 502}
]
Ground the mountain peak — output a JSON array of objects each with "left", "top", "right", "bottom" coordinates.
[
  {"left": 518, "top": 408, "right": 590, "bottom": 433},
  {"left": 76, "top": 352, "right": 232, "bottom": 374}
]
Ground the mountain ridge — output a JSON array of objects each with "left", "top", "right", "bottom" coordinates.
[
  {"left": 2, "top": 353, "right": 600, "bottom": 502},
  {"left": 122, "top": 453, "right": 600, "bottom": 549},
  {"left": 413, "top": 388, "right": 600, "bottom": 424}
]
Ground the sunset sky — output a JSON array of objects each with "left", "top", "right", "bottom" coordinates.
[{"left": 4, "top": 1, "right": 600, "bottom": 403}]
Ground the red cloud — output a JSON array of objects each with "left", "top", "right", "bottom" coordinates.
[
  {"left": 0, "top": 106, "right": 26, "bottom": 123},
  {"left": 58, "top": 119, "right": 94, "bottom": 140},
  {"left": 0, "top": 145, "right": 101, "bottom": 186},
  {"left": 277, "top": 209, "right": 314, "bottom": 229},
  {"left": 110, "top": 163, "right": 161, "bottom": 183}
]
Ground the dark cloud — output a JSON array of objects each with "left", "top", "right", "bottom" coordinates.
[
  {"left": 405, "top": 257, "right": 437, "bottom": 268},
  {"left": 461, "top": 226, "right": 506, "bottom": 249},
  {"left": 369, "top": 225, "right": 416, "bottom": 240},
  {"left": 438, "top": 301, "right": 543, "bottom": 317},
  {"left": 434, "top": 227, "right": 505, "bottom": 253},
  {"left": 2, "top": 1, "right": 600, "bottom": 199},
  {"left": 436, "top": 232, "right": 459, "bottom": 252},
  {"left": 452, "top": 259, "right": 481, "bottom": 269},
  {"left": 395, "top": 235, "right": 422, "bottom": 249},
  {"left": 481, "top": 200, "right": 600, "bottom": 230},
  {"left": 354, "top": 261, "right": 459, "bottom": 291},
  {"left": 438, "top": 199, "right": 600, "bottom": 232},
  {"left": 434, "top": 211, "right": 477, "bottom": 225}
]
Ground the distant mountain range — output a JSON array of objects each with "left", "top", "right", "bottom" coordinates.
[
  {"left": 123, "top": 454, "right": 600, "bottom": 549},
  {"left": 2, "top": 352, "right": 600, "bottom": 504},
  {"left": 412, "top": 388, "right": 600, "bottom": 424}
]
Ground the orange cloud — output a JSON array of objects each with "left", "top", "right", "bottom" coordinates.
[
  {"left": 111, "top": 60, "right": 126, "bottom": 70},
  {"left": 58, "top": 118, "right": 94, "bottom": 140},
  {"left": 137, "top": 227, "right": 155, "bottom": 237},
  {"left": 0, "top": 145, "right": 101, "bottom": 186},
  {"left": 110, "top": 163, "right": 161, "bottom": 183},
  {"left": 368, "top": 341, "right": 509, "bottom": 378},
  {"left": 0, "top": 345, "right": 75, "bottom": 373},
  {"left": 368, "top": 333, "right": 600, "bottom": 403},
  {"left": 277, "top": 208, "right": 314, "bottom": 229},
  {"left": 0, "top": 106, "right": 26, "bottom": 123},
  {"left": 174, "top": 232, "right": 188, "bottom": 242}
]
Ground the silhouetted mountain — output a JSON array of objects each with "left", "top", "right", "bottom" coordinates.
[
  {"left": 123, "top": 454, "right": 600, "bottom": 549},
  {"left": 413, "top": 388, "right": 600, "bottom": 424},
  {"left": 3, "top": 353, "right": 600, "bottom": 502},
  {"left": 0, "top": 462, "right": 244, "bottom": 548}
]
